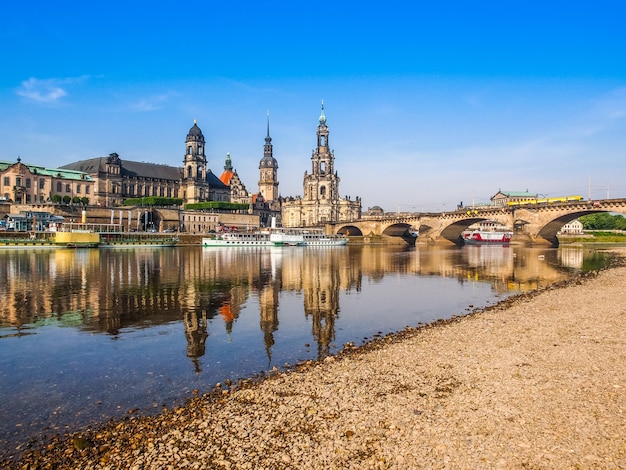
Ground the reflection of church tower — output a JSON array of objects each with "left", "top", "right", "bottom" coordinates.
[
  {"left": 184, "top": 310, "right": 209, "bottom": 373},
  {"left": 302, "top": 252, "right": 340, "bottom": 358},
  {"left": 183, "top": 120, "right": 209, "bottom": 203},
  {"left": 259, "top": 282, "right": 279, "bottom": 364},
  {"left": 256, "top": 250, "right": 281, "bottom": 364},
  {"left": 258, "top": 113, "right": 279, "bottom": 202}
]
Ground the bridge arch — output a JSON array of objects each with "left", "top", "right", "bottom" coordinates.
[
  {"left": 336, "top": 225, "right": 363, "bottom": 236},
  {"left": 535, "top": 208, "right": 626, "bottom": 245}
]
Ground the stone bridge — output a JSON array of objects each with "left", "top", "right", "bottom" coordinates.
[{"left": 329, "top": 198, "right": 626, "bottom": 246}]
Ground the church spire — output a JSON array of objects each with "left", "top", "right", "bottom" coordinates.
[
  {"left": 265, "top": 110, "right": 272, "bottom": 144},
  {"left": 319, "top": 100, "right": 326, "bottom": 125}
]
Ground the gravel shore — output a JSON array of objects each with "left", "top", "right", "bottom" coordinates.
[{"left": 4, "top": 251, "right": 626, "bottom": 469}]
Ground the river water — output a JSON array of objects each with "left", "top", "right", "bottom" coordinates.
[{"left": 0, "top": 244, "right": 608, "bottom": 455}]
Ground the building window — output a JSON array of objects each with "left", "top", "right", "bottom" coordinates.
[
  {"left": 3, "top": 177, "right": 9, "bottom": 186},
  {"left": 26, "top": 194, "right": 31, "bottom": 203},
  {"left": 65, "top": 184, "right": 71, "bottom": 193},
  {"left": 86, "top": 186, "right": 90, "bottom": 194},
  {"left": 16, "top": 177, "right": 22, "bottom": 187},
  {"left": 26, "top": 178, "right": 31, "bottom": 188},
  {"left": 77, "top": 184, "right": 81, "bottom": 194},
  {"left": 57, "top": 182, "right": 62, "bottom": 192},
  {"left": 39, "top": 179, "right": 45, "bottom": 189}
]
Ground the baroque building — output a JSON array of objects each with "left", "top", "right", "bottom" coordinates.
[
  {"left": 61, "top": 121, "right": 229, "bottom": 207},
  {"left": 0, "top": 157, "right": 94, "bottom": 204},
  {"left": 281, "top": 103, "right": 361, "bottom": 227}
]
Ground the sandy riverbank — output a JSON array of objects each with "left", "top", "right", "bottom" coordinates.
[{"left": 5, "top": 250, "right": 626, "bottom": 469}]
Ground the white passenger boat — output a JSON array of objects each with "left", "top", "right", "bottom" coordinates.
[
  {"left": 202, "top": 228, "right": 348, "bottom": 247},
  {"left": 461, "top": 220, "right": 513, "bottom": 245},
  {"left": 202, "top": 232, "right": 274, "bottom": 247},
  {"left": 461, "top": 229, "right": 513, "bottom": 245},
  {"left": 302, "top": 230, "right": 348, "bottom": 246},
  {"left": 269, "top": 230, "right": 304, "bottom": 246}
]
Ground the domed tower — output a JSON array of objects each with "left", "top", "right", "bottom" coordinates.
[
  {"left": 258, "top": 112, "right": 279, "bottom": 202},
  {"left": 183, "top": 120, "right": 209, "bottom": 203},
  {"left": 184, "top": 120, "right": 207, "bottom": 180}
]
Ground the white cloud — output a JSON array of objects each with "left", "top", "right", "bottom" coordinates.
[
  {"left": 16, "top": 76, "right": 88, "bottom": 104},
  {"left": 129, "top": 93, "right": 176, "bottom": 112}
]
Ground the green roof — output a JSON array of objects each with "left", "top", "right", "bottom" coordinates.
[
  {"left": 0, "top": 160, "right": 92, "bottom": 181},
  {"left": 495, "top": 190, "right": 537, "bottom": 197}
]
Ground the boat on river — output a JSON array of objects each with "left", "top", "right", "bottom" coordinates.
[
  {"left": 202, "top": 229, "right": 305, "bottom": 247},
  {"left": 461, "top": 221, "right": 513, "bottom": 245},
  {"left": 302, "top": 229, "right": 348, "bottom": 246},
  {"left": 202, "top": 228, "right": 347, "bottom": 247},
  {"left": 99, "top": 232, "right": 179, "bottom": 248},
  {"left": 202, "top": 232, "right": 275, "bottom": 247},
  {"left": 0, "top": 235, "right": 60, "bottom": 249},
  {"left": 462, "top": 229, "right": 513, "bottom": 245}
]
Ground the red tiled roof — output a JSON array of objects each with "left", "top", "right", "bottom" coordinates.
[{"left": 219, "top": 170, "right": 234, "bottom": 186}]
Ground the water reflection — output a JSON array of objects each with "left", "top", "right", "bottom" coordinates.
[
  {"left": 0, "top": 244, "right": 607, "bottom": 454},
  {"left": 0, "top": 245, "right": 597, "bottom": 353}
]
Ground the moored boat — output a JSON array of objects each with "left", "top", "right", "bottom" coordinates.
[
  {"left": 461, "top": 230, "right": 513, "bottom": 245},
  {"left": 461, "top": 220, "right": 513, "bottom": 245},
  {"left": 202, "top": 228, "right": 348, "bottom": 247},
  {"left": 269, "top": 229, "right": 304, "bottom": 246},
  {"left": 202, "top": 232, "right": 275, "bottom": 247},
  {"left": 301, "top": 230, "right": 348, "bottom": 246}
]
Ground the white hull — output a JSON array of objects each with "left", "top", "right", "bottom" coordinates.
[
  {"left": 462, "top": 230, "right": 513, "bottom": 245},
  {"left": 202, "top": 233, "right": 274, "bottom": 247},
  {"left": 302, "top": 236, "right": 348, "bottom": 246},
  {"left": 203, "top": 229, "right": 348, "bottom": 247}
]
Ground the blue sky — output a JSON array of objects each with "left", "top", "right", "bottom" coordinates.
[{"left": 1, "top": 1, "right": 625, "bottom": 212}]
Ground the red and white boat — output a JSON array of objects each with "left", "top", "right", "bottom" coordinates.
[{"left": 462, "top": 221, "right": 513, "bottom": 245}]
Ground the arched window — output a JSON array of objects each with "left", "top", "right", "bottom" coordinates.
[
  {"left": 56, "top": 182, "right": 62, "bottom": 192},
  {"left": 320, "top": 186, "right": 326, "bottom": 199}
]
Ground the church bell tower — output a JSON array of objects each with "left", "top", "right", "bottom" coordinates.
[
  {"left": 183, "top": 120, "right": 208, "bottom": 203},
  {"left": 305, "top": 101, "right": 339, "bottom": 205},
  {"left": 258, "top": 112, "right": 279, "bottom": 202}
]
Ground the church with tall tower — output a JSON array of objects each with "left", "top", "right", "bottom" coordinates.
[
  {"left": 258, "top": 113, "right": 279, "bottom": 203},
  {"left": 281, "top": 102, "right": 361, "bottom": 227},
  {"left": 183, "top": 120, "right": 210, "bottom": 203}
]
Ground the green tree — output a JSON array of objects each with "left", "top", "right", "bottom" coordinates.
[
  {"left": 580, "top": 213, "right": 626, "bottom": 230},
  {"left": 62, "top": 195, "right": 71, "bottom": 204}
]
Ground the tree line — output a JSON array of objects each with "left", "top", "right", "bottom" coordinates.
[{"left": 580, "top": 213, "right": 626, "bottom": 230}]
